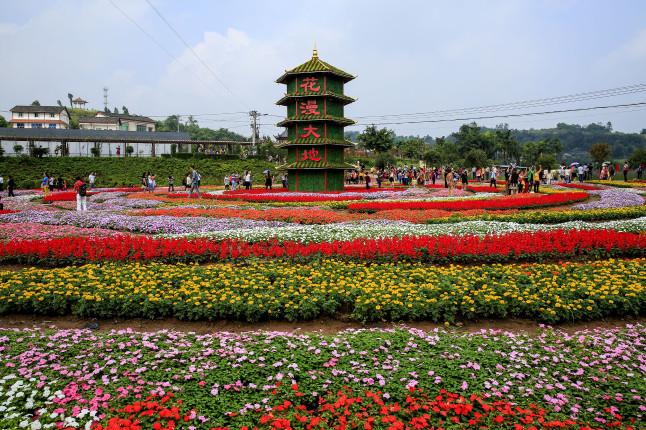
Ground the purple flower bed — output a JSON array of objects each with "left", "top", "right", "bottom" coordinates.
[
  {"left": 573, "top": 188, "right": 644, "bottom": 209},
  {"left": 0, "top": 210, "right": 287, "bottom": 234}
]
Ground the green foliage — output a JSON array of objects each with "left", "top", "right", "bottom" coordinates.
[
  {"left": 31, "top": 100, "right": 40, "bottom": 106},
  {"left": 494, "top": 124, "right": 521, "bottom": 163},
  {"left": 433, "top": 136, "right": 460, "bottom": 165},
  {"left": 0, "top": 115, "right": 7, "bottom": 128},
  {"left": 358, "top": 125, "right": 395, "bottom": 153},
  {"left": 628, "top": 147, "right": 646, "bottom": 166},
  {"left": 125, "top": 145, "right": 134, "bottom": 156},
  {"left": 31, "top": 147, "right": 49, "bottom": 158},
  {"left": 463, "top": 148, "right": 489, "bottom": 168},
  {"left": 398, "top": 138, "right": 428, "bottom": 159},
  {"left": 13, "top": 144, "right": 23, "bottom": 155},
  {"left": 522, "top": 138, "right": 562, "bottom": 166},
  {"left": 423, "top": 149, "right": 442, "bottom": 166},
  {"left": 453, "top": 122, "right": 495, "bottom": 159},
  {"left": 0, "top": 156, "right": 275, "bottom": 188},
  {"left": 536, "top": 154, "right": 557, "bottom": 170},
  {"left": 374, "top": 153, "right": 396, "bottom": 170},
  {"left": 589, "top": 143, "right": 611, "bottom": 164}
]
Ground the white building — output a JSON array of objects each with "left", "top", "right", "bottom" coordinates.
[
  {"left": 9, "top": 105, "right": 70, "bottom": 129},
  {"left": 79, "top": 112, "right": 156, "bottom": 132}
]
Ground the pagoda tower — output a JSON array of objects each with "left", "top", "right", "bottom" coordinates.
[{"left": 276, "top": 49, "right": 356, "bottom": 192}]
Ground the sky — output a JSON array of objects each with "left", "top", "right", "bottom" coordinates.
[{"left": 1, "top": 0, "right": 646, "bottom": 138}]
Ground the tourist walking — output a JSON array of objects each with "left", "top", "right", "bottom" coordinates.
[
  {"left": 489, "top": 166, "right": 497, "bottom": 187},
  {"left": 88, "top": 172, "right": 96, "bottom": 189},
  {"left": 7, "top": 176, "right": 15, "bottom": 197},
  {"left": 0, "top": 174, "right": 4, "bottom": 192},
  {"left": 243, "top": 171, "right": 252, "bottom": 190},
  {"left": 189, "top": 167, "right": 201, "bottom": 198},
  {"left": 41, "top": 173, "right": 50, "bottom": 197},
  {"left": 74, "top": 176, "right": 88, "bottom": 211},
  {"left": 264, "top": 171, "right": 272, "bottom": 190},
  {"left": 623, "top": 162, "right": 630, "bottom": 181},
  {"left": 168, "top": 174, "right": 175, "bottom": 192}
]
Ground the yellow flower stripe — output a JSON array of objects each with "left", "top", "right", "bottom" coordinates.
[{"left": 0, "top": 259, "right": 643, "bottom": 323}]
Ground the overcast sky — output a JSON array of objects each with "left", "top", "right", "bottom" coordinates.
[{"left": 1, "top": 0, "right": 646, "bottom": 138}]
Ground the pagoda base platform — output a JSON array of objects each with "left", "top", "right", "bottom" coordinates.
[{"left": 289, "top": 169, "right": 344, "bottom": 192}]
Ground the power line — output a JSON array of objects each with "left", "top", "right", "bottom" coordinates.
[
  {"left": 144, "top": 0, "right": 247, "bottom": 109},
  {"left": 107, "top": 0, "right": 237, "bottom": 104},
  {"left": 349, "top": 101, "right": 646, "bottom": 126},
  {"left": 353, "top": 84, "right": 646, "bottom": 120}
]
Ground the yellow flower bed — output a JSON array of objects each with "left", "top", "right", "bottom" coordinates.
[{"left": 0, "top": 258, "right": 643, "bottom": 323}]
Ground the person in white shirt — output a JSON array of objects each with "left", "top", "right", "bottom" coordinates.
[
  {"left": 577, "top": 165, "right": 585, "bottom": 182},
  {"left": 88, "top": 172, "right": 96, "bottom": 189},
  {"left": 0, "top": 174, "right": 4, "bottom": 192}
]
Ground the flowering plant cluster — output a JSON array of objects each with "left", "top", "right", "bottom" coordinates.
[
  {"left": 2, "top": 228, "right": 643, "bottom": 265},
  {"left": 166, "top": 218, "right": 646, "bottom": 244},
  {"left": 559, "top": 183, "right": 601, "bottom": 191},
  {"left": 348, "top": 192, "right": 589, "bottom": 211},
  {"left": 464, "top": 185, "right": 502, "bottom": 193},
  {"left": 0, "top": 325, "right": 642, "bottom": 429},
  {"left": 1, "top": 258, "right": 642, "bottom": 322},
  {"left": 573, "top": 188, "right": 645, "bottom": 210},
  {"left": 43, "top": 191, "right": 98, "bottom": 202}
]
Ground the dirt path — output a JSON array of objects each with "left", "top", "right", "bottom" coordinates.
[{"left": 0, "top": 314, "right": 641, "bottom": 335}]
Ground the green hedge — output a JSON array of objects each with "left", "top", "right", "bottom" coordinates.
[{"left": 0, "top": 156, "right": 277, "bottom": 188}]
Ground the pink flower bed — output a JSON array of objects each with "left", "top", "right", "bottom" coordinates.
[{"left": 0, "top": 222, "right": 128, "bottom": 241}]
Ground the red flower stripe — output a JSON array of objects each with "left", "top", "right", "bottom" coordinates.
[
  {"left": 1, "top": 229, "right": 643, "bottom": 264},
  {"left": 348, "top": 192, "right": 589, "bottom": 211},
  {"left": 560, "top": 183, "right": 601, "bottom": 190}
]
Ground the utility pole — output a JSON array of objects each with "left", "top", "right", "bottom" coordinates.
[
  {"left": 249, "top": 110, "right": 259, "bottom": 155},
  {"left": 103, "top": 87, "right": 109, "bottom": 111}
]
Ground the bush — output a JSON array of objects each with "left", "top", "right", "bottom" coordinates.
[{"left": 0, "top": 156, "right": 276, "bottom": 188}]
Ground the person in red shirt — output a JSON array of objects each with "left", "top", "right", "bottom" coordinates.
[{"left": 73, "top": 176, "right": 88, "bottom": 211}]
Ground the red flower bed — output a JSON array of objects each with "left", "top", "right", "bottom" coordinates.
[
  {"left": 0, "top": 210, "right": 18, "bottom": 215},
  {"left": 2, "top": 229, "right": 643, "bottom": 264},
  {"left": 215, "top": 194, "right": 363, "bottom": 202},
  {"left": 244, "top": 387, "right": 633, "bottom": 430},
  {"left": 93, "top": 392, "right": 199, "bottom": 430},
  {"left": 348, "top": 192, "right": 589, "bottom": 212},
  {"left": 466, "top": 185, "right": 502, "bottom": 193},
  {"left": 43, "top": 191, "right": 98, "bottom": 202},
  {"left": 132, "top": 207, "right": 369, "bottom": 224},
  {"left": 560, "top": 183, "right": 601, "bottom": 191}
]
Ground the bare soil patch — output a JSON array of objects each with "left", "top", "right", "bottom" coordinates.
[{"left": 0, "top": 314, "right": 641, "bottom": 335}]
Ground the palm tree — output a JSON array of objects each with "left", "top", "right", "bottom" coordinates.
[{"left": 67, "top": 93, "right": 74, "bottom": 108}]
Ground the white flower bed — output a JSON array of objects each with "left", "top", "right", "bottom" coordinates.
[{"left": 163, "top": 217, "right": 646, "bottom": 243}]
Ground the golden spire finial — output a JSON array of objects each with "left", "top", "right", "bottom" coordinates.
[{"left": 312, "top": 42, "right": 318, "bottom": 58}]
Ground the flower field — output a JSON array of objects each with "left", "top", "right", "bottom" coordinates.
[
  {"left": 0, "top": 181, "right": 644, "bottom": 429},
  {"left": 0, "top": 325, "right": 643, "bottom": 429}
]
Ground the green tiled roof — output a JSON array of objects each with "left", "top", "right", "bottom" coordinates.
[
  {"left": 277, "top": 115, "right": 355, "bottom": 127},
  {"left": 279, "top": 160, "right": 355, "bottom": 169},
  {"left": 276, "top": 91, "right": 356, "bottom": 106},
  {"left": 276, "top": 50, "right": 355, "bottom": 84},
  {"left": 277, "top": 138, "right": 354, "bottom": 148}
]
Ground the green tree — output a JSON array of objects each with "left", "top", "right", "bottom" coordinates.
[
  {"left": 494, "top": 124, "right": 520, "bottom": 163},
  {"left": 0, "top": 115, "right": 7, "bottom": 128},
  {"left": 31, "top": 100, "right": 40, "bottom": 106},
  {"left": 522, "top": 138, "right": 562, "bottom": 165},
  {"left": 641, "top": 129, "right": 646, "bottom": 135},
  {"left": 67, "top": 93, "right": 74, "bottom": 108},
  {"left": 537, "top": 154, "right": 557, "bottom": 170},
  {"left": 434, "top": 136, "right": 460, "bottom": 165},
  {"left": 358, "top": 125, "right": 395, "bottom": 153},
  {"left": 399, "top": 138, "right": 428, "bottom": 159},
  {"left": 589, "top": 143, "right": 611, "bottom": 164},
  {"left": 113, "top": 107, "right": 119, "bottom": 115},
  {"left": 57, "top": 100, "right": 63, "bottom": 107},
  {"left": 629, "top": 148, "right": 646, "bottom": 166},
  {"left": 13, "top": 144, "right": 23, "bottom": 155},
  {"left": 453, "top": 122, "right": 495, "bottom": 159},
  {"left": 463, "top": 148, "right": 489, "bottom": 168},
  {"left": 423, "top": 149, "right": 442, "bottom": 166},
  {"left": 122, "top": 106, "right": 129, "bottom": 115}
]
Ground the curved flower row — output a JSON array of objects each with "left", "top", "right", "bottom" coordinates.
[
  {"left": 349, "top": 192, "right": 589, "bottom": 211},
  {"left": 164, "top": 218, "right": 646, "bottom": 243},
  {"left": 0, "top": 325, "right": 642, "bottom": 428},
  {"left": 1, "top": 258, "right": 643, "bottom": 322},
  {"left": 0, "top": 229, "right": 644, "bottom": 265}
]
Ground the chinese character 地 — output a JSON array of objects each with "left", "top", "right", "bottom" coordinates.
[{"left": 301, "top": 148, "right": 321, "bottom": 162}]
